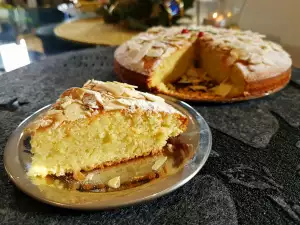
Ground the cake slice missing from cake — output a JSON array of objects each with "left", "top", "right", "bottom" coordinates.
[{"left": 26, "top": 80, "right": 188, "bottom": 178}]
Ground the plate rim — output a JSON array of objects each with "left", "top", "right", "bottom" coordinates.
[
  {"left": 159, "top": 79, "right": 290, "bottom": 103},
  {"left": 4, "top": 99, "right": 212, "bottom": 210}
]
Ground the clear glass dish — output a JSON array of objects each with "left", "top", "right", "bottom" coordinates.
[{"left": 4, "top": 96, "right": 212, "bottom": 210}]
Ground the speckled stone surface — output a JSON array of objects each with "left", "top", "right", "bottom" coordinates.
[{"left": 0, "top": 47, "right": 300, "bottom": 225}]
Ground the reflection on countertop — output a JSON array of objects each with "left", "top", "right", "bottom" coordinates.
[{"left": 0, "top": 39, "right": 44, "bottom": 75}]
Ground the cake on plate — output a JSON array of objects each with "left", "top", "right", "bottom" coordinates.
[
  {"left": 114, "top": 26, "right": 292, "bottom": 100},
  {"left": 26, "top": 80, "right": 187, "bottom": 179}
]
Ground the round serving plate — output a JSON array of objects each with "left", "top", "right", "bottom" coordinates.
[{"left": 4, "top": 96, "right": 212, "bottom": 210}]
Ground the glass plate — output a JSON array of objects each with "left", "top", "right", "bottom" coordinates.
[
  {"left": 162, "top": 81, "right": 289, "bottom": 103},
  {"left": 4, "top": 96, "right": 212, "bottom": 210}
]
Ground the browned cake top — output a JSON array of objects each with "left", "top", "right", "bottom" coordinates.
[{"left": 26, "top": 80, "right": 185, "bottom": 133}]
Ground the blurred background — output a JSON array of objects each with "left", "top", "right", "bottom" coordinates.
[{"left": 0, "top": 0, "right": 298, "bottom": 74}]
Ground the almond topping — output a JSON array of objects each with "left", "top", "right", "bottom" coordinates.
[
  {"left": 64, "top": 103, "right": 86, "bottom": 121},
  {"left": 104, "top": 101, "right": 127, "bottom": 111},
  {"left": 82, "top": 90, "right": 103, "bottom": 108},
  {"left": 107, "top": 176, "right": 121, "bottom": 189},
  {"left": 152, "top": 156, "right": 168, "bottom": 171},
  {"left": 140, "top": 92, "right": 165, "bottom": 102},
  {"left": 132, "top": 41, "right": 154, "bottom": 63},
  {"left": 210, "top": 83, "right": 232, "bottom": 97},
  {"left": 146, "top": 48, "right": 164, "bottom": 57},
  {"left": 73, "top": 171, "right": 86, "bottom": 181}
]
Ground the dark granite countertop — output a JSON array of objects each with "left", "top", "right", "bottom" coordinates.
[{"left": 0, "top": 47, "right": 299, "bottom": 225}]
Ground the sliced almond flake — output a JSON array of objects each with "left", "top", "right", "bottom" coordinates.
[
  {"left": 249, "top": 54, "right": 263, "bottom": 64},
  {"left": 248, "top": 65, "right": 257, "bottom": 72},
  {"left": 137, "top": 34, "right": 156, "bottom": 41},
  {"left": 235, "top": 63, "right": 250, "bottom": 75},
  {"left": 210, "top": 83, "right": 232, "bottom": 97},
  {"left": 64, "top": 103, "right": 86, "bottom": 121},
  {"left": 60, "top": 96, "right": 74, "bottom": 109},
  {"left": 153, "top": 41, "right": 167, "bottom": 48},
  {"left": 107, "top": 176, "right": 121, "bottom": 189},
  {"left": 140, "top": 92, "right": 165, "bottom": 102},
  {"left": 166, "top": 36, "right": 182, "bottom": 42},
  {"left": 262, "top": 57, "right": 274, "bottom": 66},
  {"left": 114, "top": 99, "right": 132, "bottom": 106},
  {"left": 239, "top": 54, "right": 249, "bottom": 61},
  {"left": 269, "top": 42, "right": 283, "bottom": 51},
  {"left": 133, "top": 38, "right": 144, "bottom": 44},
  {"left": 127, "top": 48, "right": 139, "bottom": 59},
  {"left": 82, "top": 94, "right": 99, "bottom": 109},
  {"left": 85, "top": 173, "right": 95, "bottom": 181},
  {"left": 73, "top": 171, "right": 86, "bottom": 181},
  {"left": 231, "top": 48, "right": 249, "bottom": 60},
  {"left": 146, "top": 48, "right": 164, "bottom": 57},
  {"left": 39, "top": 119, "right": 53, "bottom": 127},
  {"left": 115, "top": 82, "right": 138, "bottom": 89},
  {"left": 103, "top": 101, "right": 127, "bottom": 111},
  {"left": 87, "top": 81, "right": 125, "bottom": 97},
  {"left": 161, "top": 47, "right": 176, "bottom": 58},
  {"left": 152, "top": 157, "right": 168, "bottom": 171},
  {"left": 168, "top": 40, "right": 186, "bottom": 48},
  {"left": 248, "top": 46, "right": 264, "bottom": 56},
  {"left": 127, "top": 41, "right": 142, "bottom": 50},
  {"left": 175, "top": 33, "right": 192, "bottom": 39},
  {"left": 132, "top": 41, "right": 154, "bottom": 63},
  {"left": 188, "top": 25, "right": 200, "bottom": 31},
  {"left": 84, "top": 89, "right": 103, "bottom": 103}
]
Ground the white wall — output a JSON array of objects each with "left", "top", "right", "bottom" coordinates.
[
  {"left": 239, "top": 0, "right": 300, "bottom": 66},
  {"left": 239, "top": 0, "right": 300, "bottom": 47}
]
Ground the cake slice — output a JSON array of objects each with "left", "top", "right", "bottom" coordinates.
[{"left": 26, "top": 80, "right": 188, "bottom": 178}]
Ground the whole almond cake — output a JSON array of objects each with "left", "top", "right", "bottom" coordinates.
[
  {"left": 26, "top": 80, "right": 187, "bottom": 178},
  {"left": 114, "top": 26, "right": 292, "bottom": 100}
]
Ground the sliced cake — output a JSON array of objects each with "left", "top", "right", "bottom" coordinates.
[
  {"left": 114, "top": 26, "right": 292, "bottom": 100},
  {"left": 26, "top": 80, "right": 188, "bottom": 178}
]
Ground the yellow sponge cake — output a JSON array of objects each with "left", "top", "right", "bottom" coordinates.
[{"left": 26, "top": 80, "right": 187, "bottom": 178}]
